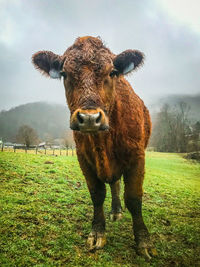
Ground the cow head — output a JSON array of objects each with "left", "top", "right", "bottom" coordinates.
[{"left": 32, "top": 36, "right": 144, "bottom": 133}]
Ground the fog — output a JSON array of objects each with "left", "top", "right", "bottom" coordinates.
[{"left": 0, "top": 0, "right": 200, "bottom": 110}]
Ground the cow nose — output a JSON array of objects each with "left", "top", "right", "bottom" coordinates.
[
  {"left": 70, "top": 109, "right": 109, "bottom": 132},
  {"left": 77, "top": 112, "right": 102, "bottom": 131},
  {"left": 77, "top": 112, "right": 101, "bottom": 125}
]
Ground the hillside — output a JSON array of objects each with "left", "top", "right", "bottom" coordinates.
[
  {"left": 149, "top": 94, "right": 200, "bottom": 122},
  {"left": 0, "top": 94, "right": 199, "bottom": 142},
  {"left": 0, "top": 102, "right": 70, "bottom": 142}
]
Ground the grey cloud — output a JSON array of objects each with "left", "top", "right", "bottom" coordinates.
[{"left": 0, "top": 0, "right": 200, "bottom": 110}]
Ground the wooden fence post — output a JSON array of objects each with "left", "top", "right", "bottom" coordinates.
[
  {"left": 53, "top": 148, "right": 55, "bottom": 155},
  {"left": 25, "top": 147, "right": 27, "bottom": 153},
  {"left": 1, "top": 144, "right": 3, "bottom": 152},
  {"left": 45, "top": 147, "right": 46, "bottom": 155},
  {"left": 36, "top": 146, "right": 38, "bottom": 154},
  {"left": 60, "top": 148, "right": 62, "bottom": 156}
]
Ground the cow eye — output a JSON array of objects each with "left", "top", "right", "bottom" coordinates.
[
  {"left": 110, "top": 69, "right": 118, "bottom": 78},
  {"left": 60, "top": 71, "right": 67, "bottom": 79}
]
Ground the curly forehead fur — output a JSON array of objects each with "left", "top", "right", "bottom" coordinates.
[{"left": 62, "top": 36, "right": 114, "bottom": 79}]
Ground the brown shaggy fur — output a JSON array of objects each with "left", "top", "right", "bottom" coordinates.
[
  {"left": 32, "top": 36, "right": 154, "bottom": 257},
  {"left": 62, "top": 37, "right": 151, "bottom": 184}
]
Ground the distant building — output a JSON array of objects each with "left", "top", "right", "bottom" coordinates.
[
  {"left": 38, "top": 142, "right": 46, "bottom": 148},
  {"left": 4, "top": 142, "right": 14, "bottom": 147}
]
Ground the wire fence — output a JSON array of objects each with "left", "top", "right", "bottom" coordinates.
[{"left": 1, "top": 146, "right": 76, "bottom": 156}]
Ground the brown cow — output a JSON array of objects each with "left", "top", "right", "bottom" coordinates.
[{"left": 32, "top": 36, "right": 156, "bottom": 259}]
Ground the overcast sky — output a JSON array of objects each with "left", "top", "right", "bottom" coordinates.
[{"left": 0, "top": 0, "right": 200, "bottom": 111}]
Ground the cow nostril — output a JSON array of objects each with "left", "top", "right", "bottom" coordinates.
[
  {"left": 96, "top": 112, "right": 102, "bottom": 124},
  {"left": 77, "top": 112, "right": 84, "bottom": 124}
]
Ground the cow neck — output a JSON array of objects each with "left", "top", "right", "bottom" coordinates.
[{"left": 85, "top": 132, "right": 112, "bottom": 180}]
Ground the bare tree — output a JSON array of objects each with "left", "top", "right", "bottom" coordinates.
[
  {"left": 43, "top": 133, "right": 54, "bottom": 147},
  {"left": 175, "top": 102, "right": 191, "bottom": 152},
  {"left": 150, "top": 102, "right": 191, "bottom": 152},
  {"left": 16, "top": 125, "right": 39, "bottom": 148},
  {"left": 62, "top": 130, "right": 74, "bottom": 147},
  {"left": 150, "top": 104, "right": 175, "bottom": 152},
  {"left": 189, "top": 121, "right": 200, "bottom": 151}
]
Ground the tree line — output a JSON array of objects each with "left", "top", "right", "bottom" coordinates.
[
  {"left": 4, "top": 124, "right": 74, "bottom": 148},
  {"left": 1, "top": 101, "right": 199, "bottom": 153},
  {"left": 14, "top": 102, "right": 200, "bottom": 153},
  {"left": 150, "top": 102, "right": 200, "bottom": 152}
]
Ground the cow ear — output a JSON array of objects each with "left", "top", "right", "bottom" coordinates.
[
  {"left": 32, "top": 51, "right": 63, "bottom": 79},
  {"left": 113, "top": 50, "right": 144, "bottom": 75}
]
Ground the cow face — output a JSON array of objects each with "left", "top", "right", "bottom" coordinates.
[{"left": 32, "top": 36, "right": 144, "bottom": 133}]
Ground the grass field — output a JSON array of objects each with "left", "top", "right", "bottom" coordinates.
[{"left": 0, "top": 151, "right": 199, "bottom": 266}]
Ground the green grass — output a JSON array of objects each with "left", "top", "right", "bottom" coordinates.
[{"left": 0, "top": 152, "right": 199, "bottom": 267}]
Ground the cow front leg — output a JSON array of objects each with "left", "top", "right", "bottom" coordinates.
[
  {"left": 86, "top": 177, "right": 106, "bottom": 251},
  {"left": 109, "top": 180, "right": 123, "bottom": 221},
  {"left": 124, "top": 157, "right": 157, "bottom": 260}
]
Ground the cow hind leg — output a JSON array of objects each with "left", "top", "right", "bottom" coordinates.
[
  {"left": 124, "top": 157, "right": 157, "bottom": 260},
  {"left": 109, "top": 180, "right": 123, "bottom": 221},
  {"left": 86, "top": 177, "right": 107, "bottom": 251}
]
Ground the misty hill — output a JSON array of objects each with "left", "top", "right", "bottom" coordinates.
[
  {"left": 0, "top": 102, "right": 70, "bottom": 142},
  {"left": 149, "top": 94, "right": 200, "bottom": 122},
  {"left": 1, "top": 94, "right": 199, "bottom": 142}
]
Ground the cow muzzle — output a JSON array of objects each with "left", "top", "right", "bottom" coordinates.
[{"left": 70, "top": 108, "right": 109, "bottom": 132}]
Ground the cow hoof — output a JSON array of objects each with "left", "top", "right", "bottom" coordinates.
[
  {"left": 136, "top": 246, "right": 157, "bottom": 261},
  {"left": 110, "top": 212, "right": 123, "bottom": 221},
  {"left": 136, "top": 240, "right": 157, "bottom": 261},
  {"left": 87, "top": 231, "right": 106, "bottom": 251},
  {"left": 135, "top": 230, "right": 157, "bottom": 261}
]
